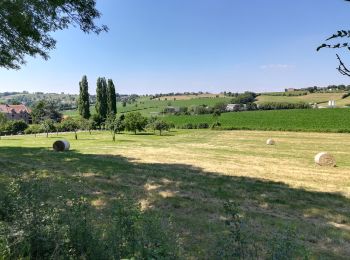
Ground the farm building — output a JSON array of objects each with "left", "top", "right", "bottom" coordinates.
[
  {"left": 226, "top": 104, "right": 242, "bottom": 112},
  {"left": 0, "top": 104, "right": 32, "bottom": 123}
]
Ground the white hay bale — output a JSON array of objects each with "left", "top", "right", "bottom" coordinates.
[
  {"left": 314, "top": 152, "right": 336, "bottom": 167},
  {"left": 266, "top": 139, "right": 276, "bottom": 145},
  {"left": 53, "top": 140, "right": 70, "bottom": 152}
]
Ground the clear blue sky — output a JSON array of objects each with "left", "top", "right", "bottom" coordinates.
[{"left": 1, "top": 0, "right": 350, "bottom": 94}]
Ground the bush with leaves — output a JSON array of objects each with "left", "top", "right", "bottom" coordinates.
[
  {"left": 61, "top": 118, "right": 80, "bottom": 140},
  {"left": 24, "top": 124, "right": 42, "bottom": 137}
]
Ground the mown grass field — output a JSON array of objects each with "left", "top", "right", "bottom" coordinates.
[
  {"left": 0, "top": 130, "right": 349, "bottom": 258},
  {"left": 257, "top": 92, "right": 348, "bottom": 105},
  {"left": 165, "top": 108, "right": 350, "bottom": 132}
]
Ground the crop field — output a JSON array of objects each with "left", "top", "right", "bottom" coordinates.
[
  {"left": 0, "top": 130, "right": 349, "bottom": 258},
  {"left": 165, "top": 108, "right": 350, "bottom": 132}
]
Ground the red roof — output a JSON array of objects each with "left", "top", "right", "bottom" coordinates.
[{"left": 0, "top": 104, "right": 31, "bottom": 114}]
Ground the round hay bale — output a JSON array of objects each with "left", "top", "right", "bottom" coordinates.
[
  {"left": 266, "top": 139, "right": 276, "bottom": 145},
  {"left": 53, "top": 140, "right": 70, "bottom": 152},
  {"left": 314, "top": 152, "right": 336, "bottom": 167}
]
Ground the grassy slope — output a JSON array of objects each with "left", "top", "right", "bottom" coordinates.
[
  {"left": 257, "top": 92, "right": 347, "bottom": 105},
  {"left": 0, "top": 130, "right": 349, "bottom": 258},
  {"left": 62, "top": 92, "right": 350, "bottom": 118},
  {"left": 63, "top": 96, "right": 232, "bottom": 117},
  {"left": 165, "top": 108, "right": 350, "bottom": 132}
]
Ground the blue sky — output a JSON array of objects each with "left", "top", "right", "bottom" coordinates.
[{"left": 1, "top": 0, "right": 350, "bottom": 94}]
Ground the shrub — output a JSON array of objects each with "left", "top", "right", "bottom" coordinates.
[
  {"left": 230, "top": 92, "right": 257, "bottom": 104},
  {"left": 342, "top": 92, "right": 350, "bottom": 99},
  {"left": 181, "top": 123, "right": 194, "bottom": 129},
  {"left": 4, "top": 120, "right": 28, "bottom": 134},
  {"left": 258, "top": 102, "right": 311, "bottom": 110},
  {"left": 198, "top": 123, "right": 209, "bottom": 129}
]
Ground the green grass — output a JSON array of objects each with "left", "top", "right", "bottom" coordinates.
[
  {"left": 165, "top": 108, "right": 350, "bottom": 132},
  {"left": 62, "top": 97, "right": 232, "bottom": 117},
  {"left": 257, "top": 92, "right": 347, "bottom": 104},
  {"left": 0, "top": 130, "right": 350, "bottom": 258}
]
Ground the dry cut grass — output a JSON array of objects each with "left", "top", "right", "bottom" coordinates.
[{"left": 0, "top": 130, "right": 349, "bottom": 258}]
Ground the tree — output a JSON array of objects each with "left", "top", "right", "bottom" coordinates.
[
  {"left": 41, "top": 119, "right": 55, "bottom": 138},
  {"left": 24, "top": 124, "right": 41, "bottom": 137},
  {"left": 107, "top": 79, "right": 117, "bottom": 115},
  {"left": 31, "top": 100, "right": 62, "bottom": 123},
  {"left": 153, "top": 120, "right": 170, "bottom": 136},
  {"left": 212, "top": 109, "right": 221, "bottom": 124},
  {"left": 105, "top": 114, "right": 125, "bottom": 141},
  {"left": 0, "top": 113, "right": 8, "bottom": 139},
  {"left": 78, "top": 76, "right": 91, "bottom": 119},
  {"left": 0, "top": 0, "right": 108, "bottom": 70},
  {"left": 95, "top": 77, "right": 108, "bottom": 121},
  {"left": 124, "top": 112, "right": 148, "bottom": 134},
  {"left": 61, "top": 118, "right": 80, "bottom": 140},
  {"left": 79, "top": 118, "right": 94, "bottom": 134},
  {"left": 317, "top": 0, "right": 350, "bottom": 76},
  {"left": 6, "top": 120, "right": 28, "bottom": 135}
]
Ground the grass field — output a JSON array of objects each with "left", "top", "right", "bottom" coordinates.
[
  {"left": 0, "top": 130, "right": 349, "bottom": 258},
  {"left": 165, "top": 108, "right": 350, "bottom": 132},
  {"left": 257, "top": 92, "right": 347, "bottom": 105},
  {"left": 62, "top": 96, "right": 232, "bottom": 118}
]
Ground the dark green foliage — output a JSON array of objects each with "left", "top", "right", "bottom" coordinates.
[
  {"left": 78, "top": 76, "right": 91, "bottom": 119},
  {"left": 124, "top": 112, "right": 148, "bottom": 134},
  {"left": 265, "top": 91, "right": 309, "bottom": 96},
  {"left": 105, "top": 113, "right": 125, "bottom": 141},
  {"left": 197, "top": 123, "right": 209, "bottom": 129},
  {"left": 342, "top": 92, "right": 350, "bottom": 99},
  {"left": 31, "top": 100, "right": 62, "bottom": 123},
  {"left": 40, "top": 119, "right": 55, "bottom": 137},
  {"left": 107, "top": 79, "right": 117, "bottom": 115},
  {"left": 0, "top": 0, "right": 107, "bottom": 69},
  {"left": 212, "top": 109, "right": 221, "bottom": 122},
  {"left": 258, "top": 102, "right": 311, "bottom": 110},
  {"left": 0, "top": 178, "right": 179, "bottom": 259},
  {"left": 214, "top": 101, "right": 228, "bottom": 112},
  {"left": 61, "top": 118, "right": 80, "bottom": 139},
  {"left": 95, "top": 77, "right": 108, "bottom": 121},
  {"left": 150, "top": 119, "right": 170, "bottom": 135},
  {"left": 2, "top": 120, "right": 28, "bottom": 135},
  {"left": 24, "top": 124, "right": 42, "bottom": 137},
  {"left": 230, "top": 92, "right": 257, "bottom": 104}
]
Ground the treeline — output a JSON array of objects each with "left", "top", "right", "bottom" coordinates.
[
  {"left": 150, "top": 91, "right": 212, "bottom": 99},
  {"left": 263, "top": 91, "right": 308, "bottom": 97},
  {"left": 163, "top": 92, "right": 310, "bottom": 117},
  {"left": 291, "top": 84, "right": 350, "bottom": 93},
  {"left": 0, "top": 92, "right": 85, "bottom": 110},
  {"left": 0, "top": 112, "right": 174, "bottom": 139}
]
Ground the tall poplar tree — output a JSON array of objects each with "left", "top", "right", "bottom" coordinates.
[
  {"left": 78, "top": 75, "right": 90, "bottom": 119},
  {"left": 95, "top": 77, "right": 108, "bottom": 120},
  {"left": 107, "top": 79, "right": 117, "bottom": 115}
]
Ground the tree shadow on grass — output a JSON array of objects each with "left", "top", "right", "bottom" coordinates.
[{"left": 0, "top": 146, "right": 349, "bottom": 258}]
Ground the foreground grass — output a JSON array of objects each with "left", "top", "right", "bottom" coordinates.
[
  {"left": 1, "top": 130, "right": 350, "bottom": 258},
  {"left": 165, "top": 108, "right": 350, "bottom": 132}
]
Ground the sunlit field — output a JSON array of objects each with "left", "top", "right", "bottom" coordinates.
[{"left": 1, "top": 130, "right": 349, "bottom": 258}]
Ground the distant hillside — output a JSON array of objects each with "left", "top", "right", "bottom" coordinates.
[{"left": 257, "top": 92, "right": 349, "bottom": 106}]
